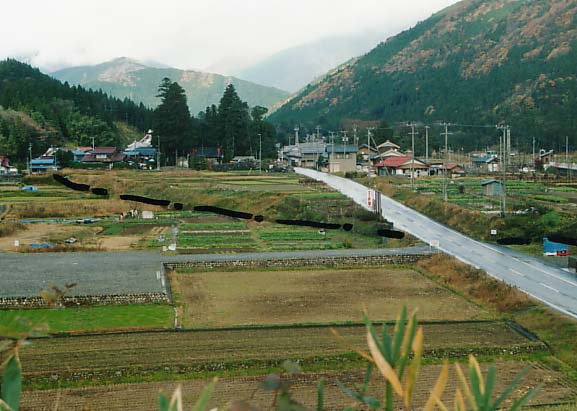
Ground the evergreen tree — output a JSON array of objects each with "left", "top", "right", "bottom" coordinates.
[
  {"left": 217, "top": 84, "right": 250, "bottom": 160},
  {"left": 153, "top": 78, "right": 193, "bottom": 164}
]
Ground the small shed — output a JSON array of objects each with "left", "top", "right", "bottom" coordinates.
[{"left": 481, "top": 180, "right": 503, "bottom": 196}]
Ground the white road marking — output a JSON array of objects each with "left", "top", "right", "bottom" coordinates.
[
  {"left": 509, "top": 268, "right": 525, "bottom": 277},
  {"left": 540, "top": 283, "right": 560, "bottom": 293}
]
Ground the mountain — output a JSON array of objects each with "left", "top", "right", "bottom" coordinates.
[
  {"left": 270, "top": 0, "right": 577, "bottom": 151},
  {"left": 0, "top": 59, "right": 152, "bottom": 161},
  {"left": 51, "top": 58, "right": 290, "bottom": 115},
  {"left": 234, "top": 30, "right": 390, "bottom": 93}
]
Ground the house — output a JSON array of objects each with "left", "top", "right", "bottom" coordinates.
[
  {"left": 481, "top": 180, "right": 503, "bottom": 196},
  {"left": 0, "top": 156, "right": 18, "bottom": 175},
  {"left": 472, "top": 156, "right": 500, "bottom": 173},
  {"left": 357, "top": 144, "right": 378, "bottom": 163},
  {"left": 440, "top": 164, "right": 466, "bottom": 178},
  {"left": 30, "top": 157, "right": 58, "bottom": 172},
  {"left": 81, "top": 147, "right": 125, "bottom": 163},
  {"left": 299, "top": 143, "right": 326, "bottom": 169},
  {"left": 327, "top": 145, "right": 357, "bottom": 173},
  {"left": 377, "top": 140, "right": 401, "bottom": 154},
  {"left": 376, "top": 155, "right": 429, "bottom": 177},
  {"left": 190, "top": 147, "right": 222, "bottom": 166},
  {"left": 124, "top": 146, "right": 157, "bottom": 169}
]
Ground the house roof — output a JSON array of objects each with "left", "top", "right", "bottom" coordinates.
[
  {"left": 376, "top": 155, "right": 412, "bottom": 168},
  {"left": 192, "top": 147, "right": 220, "bottom": 157},
  {"left": 473, "top": 156, "right": 498, "bottom": 163},
  {"left": 440, "top": 163, "right": 463, "bottom": 170},
  {"left": 358, "top": 144, "right": 377, "bottom": 152},
  {"left": 327, "top": 144, "right": 358, "bottom": 154},
  {"left": 481, "top": 180, "right": 501, "bottom": 186},
  {"left": 81, "top": 153, "right": 126, "bottom": 163},
  {"left": 91, "top": 147, "right": 118, "bottom": 155},
  {"left": 376, "top": 149, "right": 405, "bottom": 159},
  {"left": 377, "top": 140, "right": 400, "bottom": 150},
  {"left": 30, "top": 157, "right": 55, "bottom": 165}
]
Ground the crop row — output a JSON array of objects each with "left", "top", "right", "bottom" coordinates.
[
  {"left": 19, "top": 322, "right": 539, "bottom": 378},
  {"left": 259, "top": 231, "right": 327, "bottom": 241}
]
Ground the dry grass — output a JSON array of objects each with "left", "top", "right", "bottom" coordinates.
[
  {"left": 416, "top": 254, "right": 534, "bottom": 313},
  {"left": 0, "top": 220, "right": 26, "bottom": 237},
  {"left": 9, "top": 199, "right": 132, "bottom": 219},
  {"left": 176, "top": 267, "right": 491, "bottom": 328}
]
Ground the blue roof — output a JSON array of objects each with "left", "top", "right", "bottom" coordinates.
[
  {"left": 481, "top": 180, "right": 501, "bottom": 186},
  {"left": 327, "top": 145, "right": 358, "bottom": 154},
  {"left": 473, "top": 156, "right": 498, "bottom": 163},
  {"left": 30, "top": 158, "right": 55, "bottom": 165}
]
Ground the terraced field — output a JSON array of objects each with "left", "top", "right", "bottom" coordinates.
[
  {"left": 21, "top": 362, "right": 576, "bottom": 410},
  {"left": 19, "top": 322, "right": 540, "bottom": 385}
]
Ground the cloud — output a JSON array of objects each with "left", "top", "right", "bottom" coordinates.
[{"left": 0, "top": 0, "right": 458, "bottom": 72}]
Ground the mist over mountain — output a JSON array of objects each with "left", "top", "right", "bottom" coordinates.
[
  {"left": 270, "top": 0, "right": 577, "bottom": 151},
  {"left": 234, "top": 30, "right": 391, "bottom": 93},
  {"left": 52, "top": 58, "right": 289, "bottom": 115}
]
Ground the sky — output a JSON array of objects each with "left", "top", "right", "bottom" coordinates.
[{"left": 1, "top": 0, "right": 459, "bottom": 73}]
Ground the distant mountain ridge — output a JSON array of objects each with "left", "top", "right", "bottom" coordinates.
[
  {"left": 234, "top": 30, "right": 390, "bottom": 93},
  {"left": 270, "top": 0, "right": 577, "bottom": 150},
  {"left": 52, "top": 58, "right": 290, "bottom": 115}
]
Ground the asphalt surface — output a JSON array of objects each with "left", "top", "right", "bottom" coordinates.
[
  {"left": 0, "top": 247, "right": 431, "bottom": 298},
  {"left": 296, "top": 168, "right": 577, "bottom": 320}
]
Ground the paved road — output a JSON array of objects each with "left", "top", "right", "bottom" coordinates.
[
  {"left": 0, "top": 247, "right": 430, "bottom": 298},
  {"left": 296, "top": 168, "right": 577, "bottom": 320}
]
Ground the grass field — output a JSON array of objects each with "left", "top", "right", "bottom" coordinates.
[
  {"left": 21, "top": 361, "right": 575, "bottom": 410},
  {"left": 0, "top": 305, "right": 173, "bottom": 334},
  {"left": 174, "top": 267, "right": 492, "bottom": 328}
]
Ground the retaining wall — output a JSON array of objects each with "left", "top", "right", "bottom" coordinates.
[
  {"left": 0, "top": 292, "right": 169, "bottom": 309},
  {"left": 165, "top": 254, "right": 428, "bottom": 271}
]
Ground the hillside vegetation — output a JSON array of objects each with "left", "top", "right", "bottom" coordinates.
[
  {"left": 270, "top": 0, "right": 577, "bottom": 151},
  {"left": 0, "top": 59, "right": 152, "bottom": 162}
]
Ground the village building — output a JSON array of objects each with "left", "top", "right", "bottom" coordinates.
[
  {"left": 81, "top": 147, "right": 125, "bottom": 164},
  {"left": 481, "top": 180, "right": 504, "bottom": 196},
  {"left": 327, "top": 144, "right": 357, "bottom": 173},
  {"left": 376, "top": 155, "right": 429, "bottom": 177},
  {"left": 472, "top": 156, "right": 500, "bottom": 173}
]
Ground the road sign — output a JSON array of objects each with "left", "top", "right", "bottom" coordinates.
[
  {"left": 367, "top": 190, "right": 372, "bottom": 207},
  {"left": 491, "top": 229, "right": 497, "bottom": 235}
]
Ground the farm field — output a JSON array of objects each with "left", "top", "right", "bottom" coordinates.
[
  {"left": 0, "top": 305, "right": 173, "bottom": 334},
  {"left": 21, "top": 361, "right": 576, "bottom": 410},
  {"left": 18, "top": 322, "right": 540, "bottom": 386},
  {"left": 174, "top": 267, "right": 492, "bottom": 328}
]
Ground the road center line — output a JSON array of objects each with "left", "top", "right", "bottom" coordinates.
[
  {"left": 509, "top": 268, "right": 525, "bottom": 277},
  {"left": 540, "top": 283, "right": 560, "bottom": 293}
]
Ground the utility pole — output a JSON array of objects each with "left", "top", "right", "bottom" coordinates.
[
  {"left": 294, "top": 126, "right": 300, "bottom": 146},
  {"left": 157, "top": 133, "right": 160, "bottom": 171},
  {"left": 316, "top": 125, "right": 321, "bottom": 142},
  {"left": 532, "top": 136, "right": 536, "bottom": 168},
  {"left": 425, "top": 125, "right": 430, "bottom": 165},
  {"left": 27, "top": 142, "right": 32, "bottom": 175},
  {"left": 441, "top": 122, "right": 452, "bottom": 201},
  {"left": 259, "top": 133, "right": 262, "bottom": 174},
  {"left": 353, "top": 125, "right": 358, "bottom": 146},
  {"left": 91, "top": 137, "right": 95, "bottom": 151},
  {"left": 497, "top": 125, "right": 509, "bottom": 216},
  {"left": 409, "top": 123, "right": 418, "bottom": 190},
  {"left": 367, "top": 127, "right": 375, "bottom": 180}
]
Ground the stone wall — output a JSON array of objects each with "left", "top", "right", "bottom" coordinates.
[
  {"left": 0, "top": 292, "right": 169, "bottom": 309},
  {"left": 165, "top": 254, "right": 428, "bottom": 271}
]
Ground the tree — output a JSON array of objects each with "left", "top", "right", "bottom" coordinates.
[
  {"left": 217, "top": 84, "right": 250, "bottom": 160},
  {"left": 153, "top": 78, "right": 193, "bottom": 164}
]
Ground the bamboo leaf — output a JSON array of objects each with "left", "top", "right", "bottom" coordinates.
[
  {"left": 317, "top": 378, "right": 324, "bottom": 411},
  {"left": 1, "top": 354, "right": 21, "bottom": 411},
  {"left": 367, "top": 330, "right": 404, "bottom": 397},
  {"left": 454, "top": 389, "right": 466, "bottom": 411},
  {"left": 361, "top": 363, "right": 373, "bottom": 397},
  {"left": 403, "top": 326, "right": 423, "bottom": 410},
  {"left": 469, "top": 355, "right": 485, "bottom": 395},
  {"left": 455, "top": 363, "right": 475, "bottom": 409},
  {"left": 159, "top": 392, "right": 170, "bottom": 411},
  {"left": 508, "top": 385, "right": 542, "bottom": 411},
  {"left": 169, "top": 385, "right": 183, "bottom": 411},
  {"left": 424, "top": 361, "right": 449, "bottom": 411},
  {"left": 191, "top": 378, "right": 217, "bottom": 411},
  {"left": 492, "top": 366, "right": 531, "bottom": 410},
  {"left": 482, "top": 365, "right": 496, "bottom": 410},
  {"left": 391, "top": 307, "right": 407, "bottom": 361}
]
